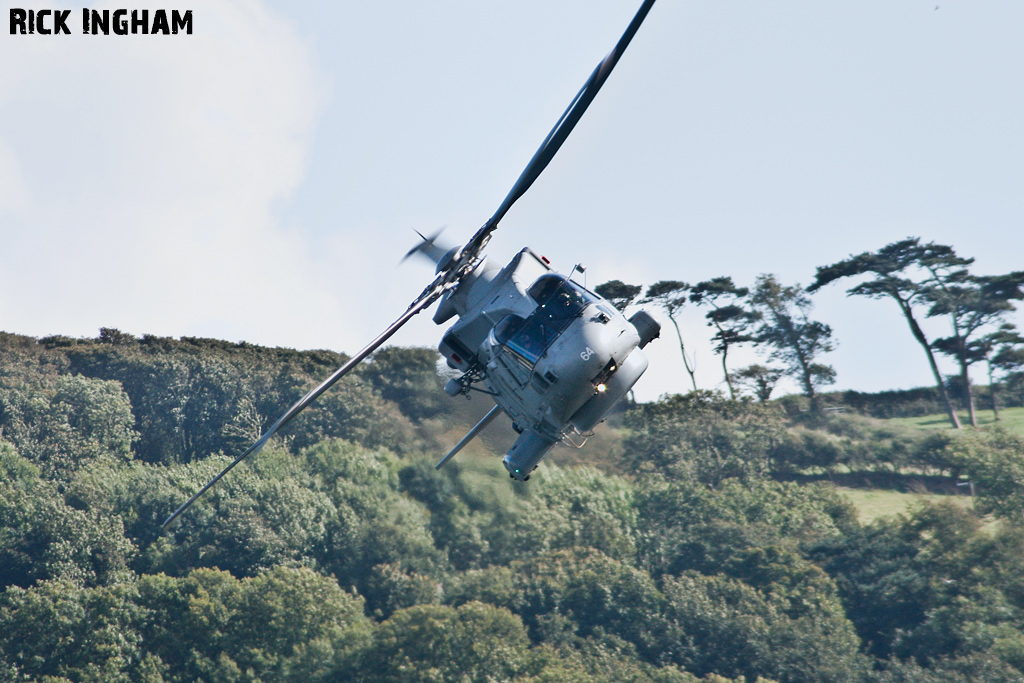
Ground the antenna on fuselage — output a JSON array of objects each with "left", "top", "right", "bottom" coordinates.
[{"left": 570, "top": 263, "right": 587, "bottom": 287}]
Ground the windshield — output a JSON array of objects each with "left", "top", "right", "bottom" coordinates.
[
  {"left": 528, "top": 274, "right": 599, "bottom": 316},
  {"left": 495, "top": 276, "right": 598, "bottom": 370}
]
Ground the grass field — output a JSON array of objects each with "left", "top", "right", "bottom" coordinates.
[
  {"left": 889, "top": 405, "right": 1024, "bottom": 435},
  {"left": 838, "top": 487, "right": 974, "bottom": 524}
]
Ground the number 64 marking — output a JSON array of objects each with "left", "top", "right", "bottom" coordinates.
[{"left": 580, "top": 347, "right": 595, "bottom": 361}]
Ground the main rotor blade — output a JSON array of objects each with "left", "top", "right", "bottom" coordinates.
[
  {"left": 162, "top": 282, "right": 447, "bottom": 529},
  {"left": 462, "top": 0, "right": 657, "bottom": 260},
  {"left": 435, "top": 404, "right": 503, "bottom": 470}
]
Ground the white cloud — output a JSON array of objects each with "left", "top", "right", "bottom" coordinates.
[{"left": 0, "top": 0, "right": 334, "bottom": 346}]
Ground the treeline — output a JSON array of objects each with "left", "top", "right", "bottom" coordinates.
[
  {"left": 598, "top": 238, "right": 1024, "bottom": 425},
  {"left": 819, "top": 385, "right": 1024, "bottom": 420},
  {"left": 0, "top": 330, "right": 451, "bottom": 473},
  {"left": 4, "top": 331, "right": 1024, "bottom": 682}
]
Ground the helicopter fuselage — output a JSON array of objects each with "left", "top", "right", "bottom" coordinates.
[{"left": 436, "top": 248, "right": 659, "bottom": 480}]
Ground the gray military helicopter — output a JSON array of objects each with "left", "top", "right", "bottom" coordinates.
[{"left": 164, "top": 0, "right": 660, "bottom": 528}]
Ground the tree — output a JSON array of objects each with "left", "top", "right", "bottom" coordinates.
[
  {"left": 939, "top": 429, "right": 1024, "bottom": 523},
  {"left": 810, "top": 498, "right": 1024, "bottom": 675},
  {"left": 508, "top": 465, "right": 639, "bottom": 564},
  {"left": 808, "top": 238, "right": 969, "bottom": 428},
  {"left": 808, "top": 517, "right": 931, "bottom": 659},
  {"left": 0, "top": 449, "right": 136, "bottom": 590},
  {"left": 622, "top": 392, "right": 787, "bottom": 484},
  {"left": 447, "top": 547, "right": 666, "bottom": 658},
  {"left": 640, "top": 281, "right": 698, "bottom": 391},
  {"left": 359, "top": 602, "right": 532, "bottom": 683},
  {"left": 594, "top": 279, "right": 642, "bottom": 312},
  {"left": 925, "top": 271, "right": 1024, "bottom": 426},
  {"left": 749, "top": 274, "right": 836, "bottom": 412},
  {"left": 983, "top": 325, "right": 1024, "bottom": 420},
  {"left": 0, "top": 579, "right": 151, "bottom": 683},
  {"left": 134, "top": 567, "right": 371, "bottom": 683},
  {"left": 0, "top": 375, "right": 136, "bottom": 478},
  {"left": 360, "top": 347, "right": 448, "bottom": 423},
  {"left": 733, "top": 364, "right": 785, "bottom": 402},
  {"left": 690, "top": 277, "right": 758, "bottom": 399},
  {"left": 659, "top": 569, "right": 868, "bottom": 683}
]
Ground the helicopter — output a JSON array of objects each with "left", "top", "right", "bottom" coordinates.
[{"left": 164, "top": 0, "right": 660, "bottom": 528}]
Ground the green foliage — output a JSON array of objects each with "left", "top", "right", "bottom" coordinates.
[
  {"left": 479, "top": 465, "right": 639, "bottom": 566},
  {"left": 925, "top": 269, "right": 1024, "bottom": 426},
  {"left": 6, "top": 329, "right": 1024, "bottom": 682},
  {"left": 777, "top": 412, "right": 928, "bottom": 473},
  {"left": 0, "top": 580, "right": 151, "bottom": 683},
  {"left": 360, "top": 346, "right": 449, "bottom": 422},
  {"left": 750, "top": 274, "right": 836, "bottom": 409},
  {"left": 396, "top": 458, "right": 640, "bottom": 572},
  {"left": 811, "top": 500, "right": 1024, "bottom": 679},
  {"left": 46, "top": 333, "right": 418, "bottom": 463},
  {"left": 827, "top": 387, "right": 953, "bottom": 419},
  {"left": 873, "top": 652, "right": 1024, "bottom": 683},
  {"left": 0, "top": 375, "right": 136, "bottom": 478},
  {"left": 299, "top": 440, "right": 448, "bottom": 607},
  {"left": 809, "top": 516, "right": 932, "bottom": 658},
  {"left": 634, "top": 476, "right": 853, "bottom": 582},
  {"left": 928, "top": 428, "right": 1024, "bottom": 521},
  {"left": 450, "top": 548, "right": 665, "bottom": 655},
  {"left": 595, "top": 279, "right": 643, "bottom": 311},
  {"left": 690, "top": 277, "right": 758, "bottom": 399},
  {"left": 94, "top": 449, "right": 336, "bottom": 579},
  {"left": 734, "top": 364, "right": 785, "bottom": 403},
  {"left": 623, "top": 391, "right": 787, "bottom": 484},
  {"left": 0, "top": 567, "right": 372, "bottom": 683},
  {"left": 46, "top": 375, "right": 136, "bottom": 463},
  {"left": 660, "top": 571, "right": 868, "bottom": 683},
  {"left": 0, "top": 448, "right": 136, "bottom": 589},
  {"left": 137, "top": 566, "right": 371, "bottom": 683},
  {"left": 360, "top": 602, "right": 531, "bottom": 682},
  {"left": 447, "top": 540, "right": 865, "bottom": 683}
]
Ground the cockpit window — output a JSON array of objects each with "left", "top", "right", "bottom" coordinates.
[
  {"left": 495, "top": 275, "right": 599, "bottom": 371},
  {"left": 528, "top": 274, "right": 599, "bottom": 316},
  {"left": 527, "top": 274, "right": 564, "bottom": 305},
  {"left": 496, "top": 315, "right": 558, "bottom": 369},
  {"left": 493, "top": 314, "right": 526, "bottom": 346}
]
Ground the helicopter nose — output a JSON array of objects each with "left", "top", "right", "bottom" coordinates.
[
  {"left": 546, "top": 337, "right": 608, "bottom": 386},
  {"left": 580, "top": 312, "right": 640, "bottom": 368}
]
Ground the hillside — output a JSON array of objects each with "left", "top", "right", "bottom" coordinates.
[
  {"left": 3, "top": 330, "right": 1024, "bottom": 683},
  {"left": 890, "top": 406, "right": 1024, "bottom": 435}
]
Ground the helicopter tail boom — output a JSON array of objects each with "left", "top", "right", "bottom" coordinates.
[{"left": 503, "top": 430, "right": 559, "bottom": 481}]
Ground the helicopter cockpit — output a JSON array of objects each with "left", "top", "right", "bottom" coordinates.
[
  {"left": 493, "top": 275, "right": 600, "bottom": 370},
  {"left": 528, "top": 274, "right": 600, "bottom": 320}
]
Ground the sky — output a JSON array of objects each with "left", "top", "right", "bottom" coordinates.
[{"left": 1, "top": 0, "right": 1022, "bottom": 402}]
